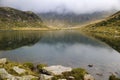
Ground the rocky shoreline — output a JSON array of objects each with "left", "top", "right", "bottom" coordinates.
[
  {"left": 0, "top": 58, "right": 94, "bottom": 80},
  {"left": 0, "top": 58, "right": 119, "bottom": 80}
]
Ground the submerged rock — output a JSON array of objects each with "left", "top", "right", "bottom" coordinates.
[
  {"left": 13, "top": 66, "right": 26, "bottom": 74},
  {"left": 43, "top": 65, "right": 72, "bottom": 75},
  {"left": 0, "top": 58, "right": 7, "bottom": 64},
  {"left": 88, "top": 64, "right": 93, "bottom": 67}
]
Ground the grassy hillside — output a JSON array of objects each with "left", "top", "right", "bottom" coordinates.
[
  {"left": 0, "top": 7, "right": 47, "bottom": 29},
  {"left": 81, "top": 11, "right": 120, "bottom": 52}
]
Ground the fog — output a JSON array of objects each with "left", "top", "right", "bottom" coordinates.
[{"left": 0, "top": 0, "right": 120, "bottom": 14}]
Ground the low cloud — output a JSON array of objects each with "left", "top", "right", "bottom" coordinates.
[{"left": 0, "top": 0, "right": 120, "bottom": 14}]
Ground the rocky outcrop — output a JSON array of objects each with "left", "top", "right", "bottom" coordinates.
[
  {"left": 0, "top": 58, "right": 95, "bottom": 80},
  {"left": 43, "top": 65, "right": 72, "bottom": 75},
  {"left": 0, "top": 68, "right": 38, "bottom": 80}
]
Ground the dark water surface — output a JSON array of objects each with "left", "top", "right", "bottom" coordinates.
[{"left": 0, "top": 30, "right": 120, "bottom": 80}]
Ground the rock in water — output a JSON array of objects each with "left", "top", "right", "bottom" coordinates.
[
  {"left": 43, "top": 65, "right": 72, "bottom": 75},
  {"left": 13, "top": 66, "right": 26, "bottom": 74},
  {"left": 0, "top": 58, "right": 7, "bottom": 64}
]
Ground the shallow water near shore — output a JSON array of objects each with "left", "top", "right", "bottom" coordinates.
[{"left": 0, "top": 30, "right": 120, "bottom": 80}]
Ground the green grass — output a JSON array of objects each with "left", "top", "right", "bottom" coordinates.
[
  {"left": 81, "top": 11, "right": 120, "bottom": 52},
  {"left": 0, "top": 7, "right": 47, "bottom": 29},
  {"left": 52, "top": 68, "right": 87, "bottom": 80}
]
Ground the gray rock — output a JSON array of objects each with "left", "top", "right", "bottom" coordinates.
[
  {"left": 40, "top": 74, "right": 53, "bottom": 80},
  {"left": 0, "top": 58, "right": 7, "bottom": 64},
  {"left": 0, "top": 68, "right": 13, "bottom": 79},
  {"left": 84, "top": 74, "right": 94, "bottom": 80},
  {"left": 13, "top": 66, "right": 26, "bottom": 74},
  {"left": 43, "top": 65, "right": 72, "bottom": 75},
  {"left": 68, "top": 76, "right": 75, "bottom": 80},
  {"left": 0, "top": 68, "right": 37, "bottom": 80},
  {"left": 21, "top": 75, "right": 38, "bottom": 80}
]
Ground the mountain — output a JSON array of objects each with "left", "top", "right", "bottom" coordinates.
[
  {"left": 81, "top": 11, "right": 120, "bottom": 52},
  {"left": 0, "top": 7, "right": 46, "bottom": 29},
  {"left": 89, "top": 11, "right": 120, "bottom": 27},
  {"left": 38, "top": 11, "right": 114, "bottom": 27}
]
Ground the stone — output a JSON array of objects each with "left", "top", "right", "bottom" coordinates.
[
  {"left": 84, "top": 74, "right": 94, "bottom": 80},
  {"left": 40, "top": 74, "right": 53, "bottom": 80},
  {"left": 0, "top": 68, "right": 37, "bottom": 80},
  {"left": 21, "top": 75, "right": 38, "bottom": 80},
  {"left": 88, "top": 64, "right": 93, "bottom": 67},
  {"left": 13, "top": 66, "right": 26, "bottom": 74},
  {"left": 96, "top": 73, "right": 103, "bottom": 76},
  {"left": 0, "top": 68, "right": 14, "bottom": 79},
  {"left": 0, "top": 58, "right": 7, "bottom": 64},
  {"left": 43, "top": 65, "right": 72, "bottom": 75},
  {"left": 68, "top": 76, "right": 75, "bottom": 80}
]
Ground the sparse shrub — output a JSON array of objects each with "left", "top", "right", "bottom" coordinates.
[
  {"left": 23, "top": 63, "right": 34, "bottom": 70},
  {"left": 52, "top": 68, "right": 87, "bottom": 80},
  {"left": 109, "top": 75, "right": 120, "bottom": 80},
  {"left": 36, "top": 64, "right": 47, "bottom": 72}
]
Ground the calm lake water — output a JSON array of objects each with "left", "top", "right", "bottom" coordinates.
[{"left": 0, "top": 30, "right": 120, "bottom": 80}]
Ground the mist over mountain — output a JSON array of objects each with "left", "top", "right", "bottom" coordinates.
[
  {"left": 39, "top": 10, "right": 116, "bottom": 27},
  {"left": 0, "top": 0, "right": 120, "bottom": 14}
]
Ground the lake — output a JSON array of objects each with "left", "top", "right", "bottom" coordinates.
[{"left": 0, "top": 30, "right": 120, "bottom": 80}]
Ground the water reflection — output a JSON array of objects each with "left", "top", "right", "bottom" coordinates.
[
  {"left": 0, "top": 31, "right": 43, "bottom": 50},
  {"left": 0, "top": 31, "right": 120, "bottom": 80}
]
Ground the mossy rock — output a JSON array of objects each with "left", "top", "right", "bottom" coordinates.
[
  {"left": 37, "top": 64, "right": 47, "bottom": 72},
  {"left": 52, "top": 68, "right": 87, "bottom": 80},
  {"left": 109, "top": 75, "right": 120, "bottom": 80}
]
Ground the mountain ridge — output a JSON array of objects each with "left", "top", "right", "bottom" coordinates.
[
  {"left": 38, "top": 11, "right": 115, "bottom": 27},
  {"left": 81, "top": 11, "right": 120, "bottom": 52},
  {"left": 0, "top": 7, "right": 46, "bottom": 29}
]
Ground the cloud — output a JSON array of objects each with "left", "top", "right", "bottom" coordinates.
[{"left": 0, "top": 0, "right": 120, "bottom": 14}]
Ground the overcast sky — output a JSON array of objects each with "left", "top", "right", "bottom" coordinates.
[{"left": 0, "top": 0, "right": 120, "bottom": 14}]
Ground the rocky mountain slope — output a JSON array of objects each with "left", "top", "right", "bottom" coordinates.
[
  {"left": 81, "top": 11, "right": 120, "bottom": 52},
  {"left": 0, "top": 7, "right": 46, "bottom": 29}
]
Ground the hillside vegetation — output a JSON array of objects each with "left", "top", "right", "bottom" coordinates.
[
  {"left": 81, "top": 11, "right": 120, "bottom": 52},
  {"left": 0, "top": 7, "right": 47, "bottom": 29}
]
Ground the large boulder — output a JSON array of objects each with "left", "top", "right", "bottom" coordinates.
[
  {"left": 0, "top": 68, "right": 14, "bottom": 79},
  {"left": 13, "top": 66, "right": 26, "bottom": 74},
  {"left": 40, "top": 74, "right": 53, "bottom": 80},
  {"left": 43, "top": 65, "right": 72, "bottom": 75}
]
